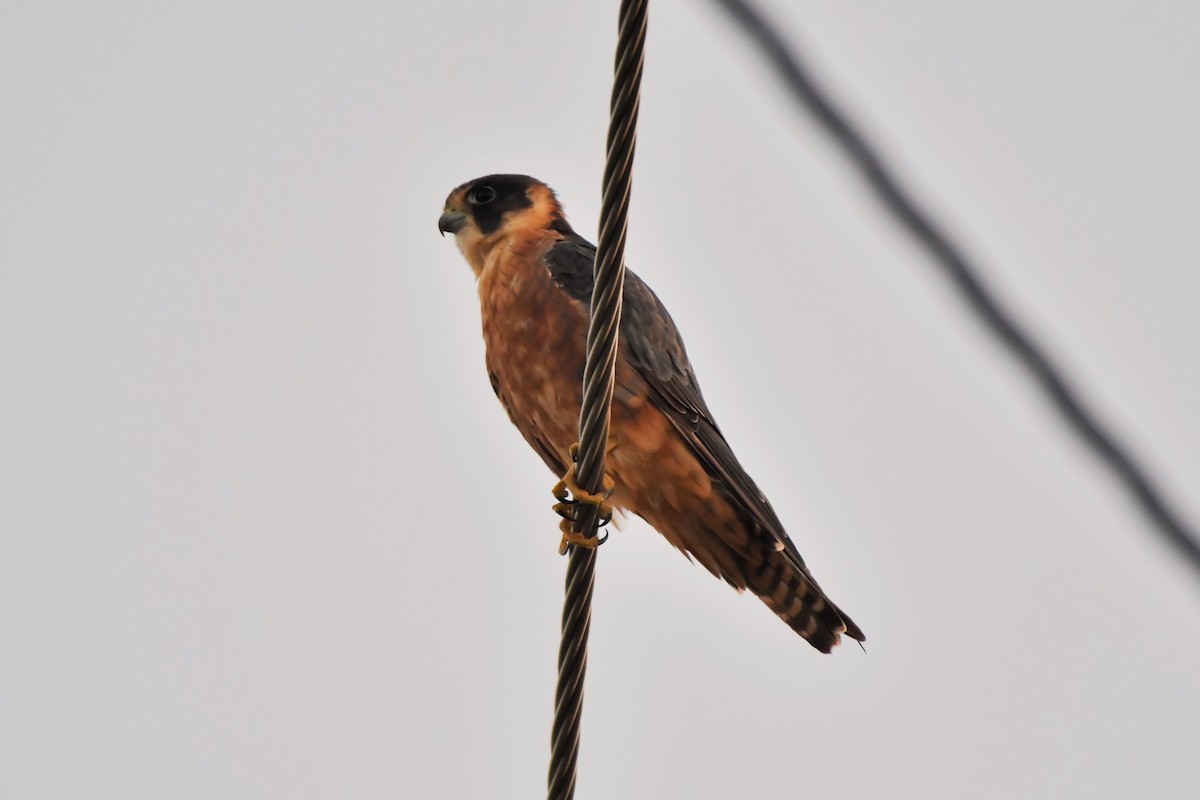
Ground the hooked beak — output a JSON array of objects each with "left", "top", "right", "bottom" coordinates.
[{"left": 438, "top": 210, "right": 467, "bottom": 236}]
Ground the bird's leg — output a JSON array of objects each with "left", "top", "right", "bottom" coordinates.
[{"left": 553, "top": 442, "right": 616, "bottom": 554}]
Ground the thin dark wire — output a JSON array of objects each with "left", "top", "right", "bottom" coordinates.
[
  {"left": 548, "top": 2, "right": 649, "bottom": 799},
  {"left": 711, "top": 0, "right": 1200, "bottom": 576}
]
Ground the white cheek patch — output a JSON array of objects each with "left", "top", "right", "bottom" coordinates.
[
  {"left": 455, "top": 227, "right": 481, "bottom": 259},
  {"left": 452, "top": 224, "right": 498, "bottom": 278}
]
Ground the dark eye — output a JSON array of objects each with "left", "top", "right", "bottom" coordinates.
[{"left": 469, "top": 185, "right": 496, "bottom": 205}]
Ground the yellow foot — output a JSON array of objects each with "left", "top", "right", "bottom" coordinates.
[
  {"left": 558, "top": 520, "right": 609, "bottom": 555},
  {"left": 552, "top": 442, "right": 616, "bottom": 554}
]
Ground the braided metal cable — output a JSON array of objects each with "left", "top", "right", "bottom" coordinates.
[
  {"left": 548, "top": 1, "right": 648, "bottom": 798},
  {"left": 713, "top": 0, "right": 1200, "bottom": 575}
]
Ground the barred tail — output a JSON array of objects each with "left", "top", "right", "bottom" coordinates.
[{"left": 750, "top": 548, "right": 865, "bottom": 653}]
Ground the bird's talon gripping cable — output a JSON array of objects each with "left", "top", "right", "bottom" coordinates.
[
  {"left": 552, "top": 444, "right": 615, "bottom": 554},
  {"left": 559, "top": 522, "right": 610, "bottom": 556}
]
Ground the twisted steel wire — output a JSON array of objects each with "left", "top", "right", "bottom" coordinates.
[
  {"left": 712, "top": 0, "right": 1200, "bottom": 577},
  {"left": 548, "top": 1, "right": 649, "bottom": 798}
]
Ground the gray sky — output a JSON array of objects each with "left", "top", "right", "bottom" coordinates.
[{"left": 3, "top": 1, "right": 1198, "bottom": 797}]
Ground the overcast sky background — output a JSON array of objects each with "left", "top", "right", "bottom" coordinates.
[{"left": 3, "top": 1, "right": 1199, "bottom": 798}]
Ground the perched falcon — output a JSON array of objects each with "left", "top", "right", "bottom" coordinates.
[{"left": 439, "top": 174, "right": 864, "bottom": 653}]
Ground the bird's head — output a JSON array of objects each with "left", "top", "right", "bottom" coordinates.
[{"left": 439, "top": 174, "right": 571, "bottom": 275}]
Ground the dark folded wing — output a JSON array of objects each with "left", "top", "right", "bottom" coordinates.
[
  {"left": 546, "top": 235, "right": 798, "bottom": 559},
  {"left": 546, "top": 234, "right": 864, "bottom": 644}
]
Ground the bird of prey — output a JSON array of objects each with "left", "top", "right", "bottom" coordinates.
[{"left": 439, "top": 174, "right": 863, "bottom": 653}]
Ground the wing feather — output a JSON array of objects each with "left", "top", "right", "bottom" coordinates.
[
  {"left": 546, "top": 235, "right": 864, "bottom": 645},
  {"left": 547, "top": 235, "right": 796, "bottom": 554}
]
